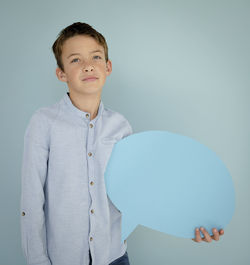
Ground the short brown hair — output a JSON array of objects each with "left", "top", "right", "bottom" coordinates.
[{"left": 52, "top": 22, "right": 109, "bottom": 71}]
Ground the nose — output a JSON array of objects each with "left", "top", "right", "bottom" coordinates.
[{"left": 83, "top": 64, "right": 94, "bottom": 72}]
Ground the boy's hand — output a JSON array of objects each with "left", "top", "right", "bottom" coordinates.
[{"left": 192, "top": 227, "right": 224, "bottom": 243}]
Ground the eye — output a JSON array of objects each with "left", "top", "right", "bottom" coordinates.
[
  {"left": 93, "top": 55, "right": 102, "bottom": 59},
  {"left": 71, "top": 58, "right": 80, "bottom": 63}
]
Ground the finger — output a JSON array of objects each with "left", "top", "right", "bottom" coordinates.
[
  {"left": 193, "top": 227, "right": 202, "bottom": 242},
  {"left": 200, "top": 227, "right": 212, "bottom": 242},
  {"left": 211, "top": 228, "right": 220, "bottom": 241},
  {"left": 219, "top": 229, "right": 224, "bottom": 236}
]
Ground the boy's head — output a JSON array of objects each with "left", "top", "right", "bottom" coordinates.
[
  {"left": 52, "top": 22, "right": 112, "bottom": 97},
  {"left": 52, "top": 22, "right": 109, "bottom": 72}
]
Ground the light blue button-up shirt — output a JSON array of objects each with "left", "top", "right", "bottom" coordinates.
[{"left": 20, "top": 92, "right": 133, "bottom": 265}]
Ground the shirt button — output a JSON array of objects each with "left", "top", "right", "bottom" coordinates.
[
  {"left": 90, "top": 237, "right": 93, "bottom": 241},
  {"left": 90, "top": 181, "right": 94, "bottom": 186},
  {"left": 89, "top": 123, "right": 93, "bottom": 128},
  {"left": 91, "top": 209, "right": 94, "bottom": 214},
  {"left": 86, "top": 114, "right": 89, "bottom": 118},
  {"left": 88, "top": 152, "right": 92, "bottom": 157},
  {"left": 22, "top": 212, "right": 25, "bottom": 216}
]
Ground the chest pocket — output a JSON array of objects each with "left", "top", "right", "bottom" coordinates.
[
  {"left": 98, "top": 137, "right": 120, "bottom": 171},
  {"left": 101, "top": 137, "right": 119, "bottom": 145}
]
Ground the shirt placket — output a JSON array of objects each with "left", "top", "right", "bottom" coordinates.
[{"left": 85, "top": 113, "right": 96, "bottom": 257}]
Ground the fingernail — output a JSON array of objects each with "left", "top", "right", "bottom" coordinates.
[{"left": 196, "top": 228, "right": 199, "bottom": 232}]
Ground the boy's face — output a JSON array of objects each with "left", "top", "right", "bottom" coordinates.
[{"left": 56, "top": 35, "right": 112, "bottom": 97}]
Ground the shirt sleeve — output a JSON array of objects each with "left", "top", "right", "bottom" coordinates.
[
  {"left": 122, "top": 119, "right": 133, "bottom": 138},
  {"left": 20, "top": 109, "right": 52, "bottom": 265}
]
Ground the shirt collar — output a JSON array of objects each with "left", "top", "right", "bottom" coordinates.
[{"left": 62, "top": 92, "right": 104, "bottom": 122}]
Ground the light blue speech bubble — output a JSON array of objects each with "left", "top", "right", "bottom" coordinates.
[{"left": 104, "top": 131, "right": 235, "bottom": 242}]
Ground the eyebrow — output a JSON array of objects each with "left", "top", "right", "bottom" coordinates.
[{"left": 67, "top": 49, "right": 103, "bottom": 59}]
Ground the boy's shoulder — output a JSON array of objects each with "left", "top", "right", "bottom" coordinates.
[
  {"left": 24, "top": 101, "right": 60, "bottom": 139},
  {"left": 103, "top": 105, "right": 133, "bottom": 136},
  {"left": 29, "top": 101, "right": 60, "bottom": 124},
  {"left": 103, "top": 105, "right": 129, "bottom": 122},
  {"left": 26, "top": 98, "right": 132, "bottom": 136},
  {"left": 102, "top": 105, "right": 132, "bottom": 131}
]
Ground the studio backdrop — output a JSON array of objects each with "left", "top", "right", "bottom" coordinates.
[{"left": 0, "top": 0, "right": 249, "bottom": 264}]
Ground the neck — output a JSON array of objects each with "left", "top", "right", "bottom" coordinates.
[{"left": 68, "top": 90, "right": 101, "bottom": 121}]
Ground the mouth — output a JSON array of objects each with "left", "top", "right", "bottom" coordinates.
[{"left": 82, "top": 76, "right": 98, "bottom": 82}]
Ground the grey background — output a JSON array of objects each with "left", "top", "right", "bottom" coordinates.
[{"left": 0, "top": 0, "right": 249, "bottom": 264}]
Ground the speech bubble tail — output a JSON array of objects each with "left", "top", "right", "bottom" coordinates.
[{"left": 121, "top": 213, "right": 137, "bottom": 243}]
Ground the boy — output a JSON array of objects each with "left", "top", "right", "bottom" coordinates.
[
  {"left": 20, "top": 22, "right": 131, "bottom": 265},
  {"left": 20, "top": 22, "right": 224, "bottom": 265}
]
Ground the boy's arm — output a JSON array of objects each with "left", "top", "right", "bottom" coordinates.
[{"left": 20, "top": 110, "right": 52, "bottom": 265}]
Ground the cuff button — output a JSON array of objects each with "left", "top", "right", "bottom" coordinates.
[{"left": 22, "top": 212, "right": 25, "bottom": 216}]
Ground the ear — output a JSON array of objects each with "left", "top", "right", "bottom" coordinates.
[
  {"left": 105, "top": 60, "right": 112, "bottom": 76},
  {"left": 56, "top": 67, "right": 67, "bottom": 82}
]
